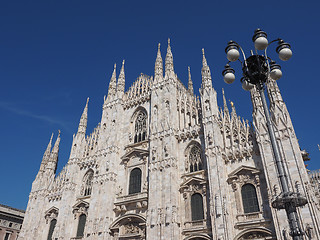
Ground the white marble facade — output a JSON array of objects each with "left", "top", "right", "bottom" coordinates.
[{"left": 19, "top": 40, "right": 320, "bottom": 240}]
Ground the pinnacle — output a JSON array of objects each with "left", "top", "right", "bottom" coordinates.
[
  {"left": 165, "top": 38, "right": 174, "bottom": 74},
  {"left": 155, "top": 43, "right": 163, "bottom": 79},
  {"left": 52, "top": 130, "right": 61, "bottom": 153},
  {"left": 188, "top": 66, "right": 194, "bottom": 94},
  {"left": 117, "top": 59, "right": 125, "bottom": 93},
  {"left": 108, "top": 63, "right": 117, "bottom": 97},
  {"left": 202, "top": 48, "right": 208, "bottom": 67},
  {"left": 77, "top": 98, "right": 89, "bottom": 135},
  {"left": 44, "top": 133, "right": 53, "bottom": 156}
]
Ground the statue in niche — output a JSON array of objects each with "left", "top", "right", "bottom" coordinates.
[
  {"left": 295, "top": 181, "right": 301, "bottom": 193},
  {"left": 143, "top": 181, "right": 148, "bottom": 191},
  {"left": 116, "top": 185, "right": 123, "bottom": 197},
  {"left": 305, "top": 223, "right": 314, "bottom": 239},
  {"left": 207, "top": 131, "right": 213, "bottom": 145},
  {"left": 153, "top": 105, "right": 158, "bottom": 132},
  {"left": 165, "top": 101, "right": 170, "bottom": 129},
  {"left": 152, "top": 146, "right": 157, "bottom": 160},
  {"left": 273, "top": 184, "right": 279, "bottom": 197},
  {"left": 129, "top": 133, "right": 133, "bottom": 142},
  {"left": 172, "top": 206, "right": 178, "bottom": 223},
  {"left": 222, "top": 195, "right": 228, "bottom": 215},
  {"left": 106, "top": 160, "right": 110, "bottom": 172},
  {"left": 164, "top": 144, "right": 169, "bottom": 157},
  {"left": 282, "top": 228, "right": 289, "bottom": 240},
  {"left": 215, "top": 194, "right": 222, "bottom": 217}
]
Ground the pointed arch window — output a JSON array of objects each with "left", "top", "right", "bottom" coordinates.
[
  {"left": 82, "top": 170, "right": 94, "bottom": 196},
  {"left": 189, "top": 145, "right": 203, "bottom": 172},
  {"left": 191, "top": 193, "right": 204, "bottom": 221},
  {"left": 47, "top": 219, "right": 57, "bottom": 240},
  {"left": 134, "top": 111, "right": 147, "bottom": 143},
  {"left": 4, "top": 233, "right": 11, "bottom": 240},
  {"left": 129, "top": 168, "right": 142, "bottom": 194},
  {"left": 241, "top": 184, "right": 259, "bottom": 213},
  {"left": 76, "top": 214, "right": 86, "bottom": 238}
]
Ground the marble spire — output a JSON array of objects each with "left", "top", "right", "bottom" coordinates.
[
  {"left": 188, "top": 66, "right": 194, "bottom": 94},
  {"left": 165, "top": 38, "right": 174, "bottom": 75},
  {"left": 154, "top": 43, "right": 163, "bottom": 81},
  {"left": 117, "top": 60, "right": 125, "bottom": 93}
]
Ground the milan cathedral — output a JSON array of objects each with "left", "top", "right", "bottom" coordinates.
[{"left": 19, "top": 40, "right": 320, "bottom": 240}]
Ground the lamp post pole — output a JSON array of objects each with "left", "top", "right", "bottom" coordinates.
[{"left": 222, "top": 29, "right": 307, "bottom": 240}]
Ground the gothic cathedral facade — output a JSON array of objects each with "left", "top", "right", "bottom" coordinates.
[{"left": 19, "top": 40, "right": 320, "bottom": 240}]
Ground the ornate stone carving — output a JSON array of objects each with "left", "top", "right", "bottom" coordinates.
[
  {"left": 44, "top": 207, "right": 59, "bottom": 224},
  {"left": 72, "top": 200, "right": 89, "bottom": 219},
  {"left": 124, "top": 223, "right": 140, "bottom": 234}
]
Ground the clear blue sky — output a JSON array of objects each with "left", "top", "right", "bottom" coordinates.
[{"left": 1, "top": 0, "right": 319, "bottom": 210}]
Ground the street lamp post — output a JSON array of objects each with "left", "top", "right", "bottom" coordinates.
[{"left": 222, "top": 29, "right": 308, "bottom": 240}]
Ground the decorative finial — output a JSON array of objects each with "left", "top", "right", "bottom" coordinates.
[
  {"left": 168, "top": 38, "right": 171, "bottom": 45},
  {"left": 230, "top": 101, "right": 234, "bottom": 107},
  {"left": 158, "top": 43, "right": 160, "bottom": 50}
]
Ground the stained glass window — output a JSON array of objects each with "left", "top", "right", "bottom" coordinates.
[
  {"left": 129, "top": 168, "right": 142, "bottom": 194},
  {"left": 47, "top": 219, "right": 57, "bottom": 240},
  {"left": 191, "top": 193, "right": 204, "bottom": 221},
  {"left": 241, "top": 184, "right": 259, "bottom": 213},
  {"left": 189, "top": 146, "right": 203, "bottom": 172},
  {"left": 83, "top": 170, "right": 93, "bottom": 196},
  {"left": 76, "top": 214, "right": 86, "bottom": 237},
  {"left": 134, "top": 112, "right": 147, "bottom": 143}
]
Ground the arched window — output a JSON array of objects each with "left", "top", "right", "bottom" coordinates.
[
  {"left": 241, "top": 184, "right": 259, "bottom": 213},
  {"left": 129, "top": 168, "right": 142, "bottom": 194},
  {"left": 47, "top": 219, "right": 57, "bottom": 240},
  {"left": 82, "top": 170, "right": 94, "bottom": 196},
  {"left": 76, "top": 214, "right": 86, "bottom": 238},
  {"left": 134, "top": 111, "right": 147, "bottom": 143},
  {"left": 189, "top": 145, "right": 203, "bottom": 172},
  {"left": 191, "top": 193, "right": 204, "bottom": 221}
]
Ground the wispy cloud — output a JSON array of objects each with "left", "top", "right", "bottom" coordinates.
[{"left": 0, "top": 101, "right": 72, "bottom": 133}]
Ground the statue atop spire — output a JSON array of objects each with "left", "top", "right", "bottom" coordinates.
[
  {"left": 165, "top": 38, "right": 174, "bottom": 76},
  {"left": 154, "top": 43, "right": 163, "bottom": 81},
  {"left": 222, "top": 89, "right": 229, "bottom": 114},
  {"left": 230, "top": 101, "right": 237, "bottom": 121},
  {"left": 188, "top": 66, "right": 194, "bottom": 94},
  {"left": 77, "top": 98, "right": 89, "bottom": 136},
  {"left": 201, "top": 48, "right": 212, "bottom": 89},
  {"left": 108, "top": 63, "right": 117, "bottom": 97},
  {"left": 117, "top": 60, "right": 125, "bottom": 94}
]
